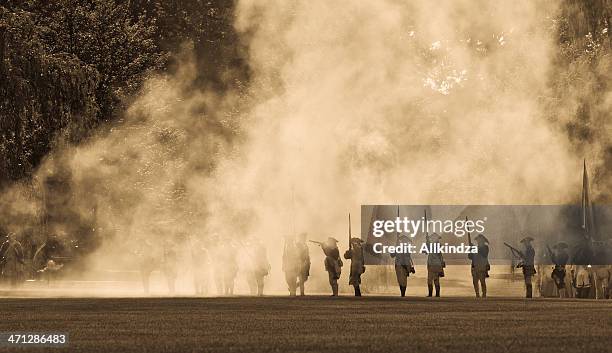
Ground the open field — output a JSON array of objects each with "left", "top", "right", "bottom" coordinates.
[{"left": 0, "top": 296, "right": 611, "bottom": 352}]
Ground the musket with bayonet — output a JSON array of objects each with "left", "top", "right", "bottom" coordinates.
[
  {"left": 396, "top": 206, "right": 400, "bottom": 246},
  {"left": 424, "top": 209, "right": 429, "bottom": 243},
  {"left": 348, "top": 213, "right": 352, "bottom": 250}
]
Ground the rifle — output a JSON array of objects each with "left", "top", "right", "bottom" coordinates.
[
  {"left": 466, "top": 216, "right": 472, "bottom": 246},
  {"left": 396, "top": 206, "right": 400, "bottom": 246},
  {"left": 308, "top": 240, "right": 324, "bottom": 246},
  {"left": 504, "top": 242, "right": 525, "bottom": 260},
  {"left": 348, "top": 213, "right": 352, "bottom": 250},
  {"left": 424, "top": 209, "right": 429, "bottom": 242}
]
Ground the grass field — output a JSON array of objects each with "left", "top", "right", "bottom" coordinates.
[{"left": 0, "top": 296, "right": 611, "bottom": 352}]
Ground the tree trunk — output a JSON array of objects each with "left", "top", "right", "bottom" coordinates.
[{"left": 0, "top": 25, "right": 6, "bottom": 75}]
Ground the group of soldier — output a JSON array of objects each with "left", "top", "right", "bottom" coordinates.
[
  {"left": 135, "top": 235, "right": 271, "bottom": 296},
  {"left": 280, "top": 231, "right": 611, "bottom": 300},
  {"left": 2, "top": 230, "right": 611, "bottom": 299}
]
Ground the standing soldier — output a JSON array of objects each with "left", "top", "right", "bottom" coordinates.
[
  {"left": 549, "top": 242, "right": 569, "bottom": 298},
  {"left": 313, "top": 237, "right": 343, "bottom": 296},
  {"left": 573, "top": 264, "right": 592, "bottom": 298},
  {"left": 425, "top": 233, "right": 444, "bottom": 297},
  {"left": 162, "top": 239, "right": 178, "bottom": 295},
  {"left": 282, "top": 235, "right": 299, "bottom": 296},
  {"left": 135, "top": 238, "right": 157, "bottom": 295},
  {"left": 390, "top": 235, "right": 414, "bottom": 297},
  {"left": 520, "top": 236, "right": 536, "bottom": 298},
  {"left": 0, "top": 233, "right": 25, "bottom": 288},
  {"left": 295, "top": 233, "right": 310, "bottom": 296},
  {"left": 343, "top": 238, "right": 365, "bottom": 296},
  {"left": 248, "top": 243, "right": 271, "bottom": 296},
  {"left": 191, "top": 239, "right": 209, "bottom": 296},
  {"left": 469, "top": 234, "right": 490, "bottom": 298},
  {"left": 220, "top": 242, "right": 238, "bottom": 295}
]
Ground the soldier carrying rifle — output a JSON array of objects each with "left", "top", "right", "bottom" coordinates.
[
  {"left": 504, "top": 236, "right": 536, "bottom": 298},
  {"left": 343, "top": 214, "right": 365, "bottom": 297},
  {"left": 391, "top": 207, "right": 414, "bottom": 297},
  {"left": 468, "top": 230, "right": 490, "bottom": 298},
  {"left": 310, "top": 237, "right": 343, "bottom": 296}
]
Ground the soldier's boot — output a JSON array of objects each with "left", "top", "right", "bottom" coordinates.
[
  {"left": 400, "top": 286, "right": 406, "bottom": 297},
  {"left": 435, "top": 284, "right": 441, "bottom": 297},
  {"left": 526, "top": 283, "right": 533, "bottom": 298},
  {"left": 354, "top": 286, "right": 362, "bottom": 297},
  {"left": 427, "top": 283, "right": 433, "bottom": 297},
  {"left": 481, "top": 282, "right": 487, "bottom": 298}
]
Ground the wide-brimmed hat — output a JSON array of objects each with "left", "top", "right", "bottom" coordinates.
[
  {"left": 474, "top": 234, "right": 489, "bottom": 244},
  {"left": 553, "top": 242, "right": 568, "bottom": 249},
  {"left": 520, "top": 236, "right": 534, "bottom": 243},
  {"left": 327, "top": 237, "right": 339, "bottom": 243}
]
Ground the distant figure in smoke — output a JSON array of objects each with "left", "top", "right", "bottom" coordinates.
[
  {"left": 425, "top": 233, "right": 444, "bottom": 297},
  {"left": 135, "top": 239, "right": 157, "bottom": 294},
  {"left": 295, "top": 233, "right": 310, "bottom": 296},
  {"left": 247, "top": 243, "right": 271, "bottom": 296},
  {"left": 469, "top": 234, "right": 490, "bottom": 298},
  {"left": 591, "top": 243, "right": 610, "bottom": 299},
  {"left": 549, "top": 242, "right": 569, "bottom": 298},
  {"left": 520, "top": 236, "right": 536, "bottom": 298},
  {"left": 209, "top": 235, "right": 225, "bottom": 295},
  {"left": 390, "top": 235, "right": 414, "bottom": 297},
  {"left": 0, "top": 233, "right": 25, "bottom": 287},
  {"left": 191, "top": 240, "right": 210, "bottom": 296},
  {"left": 318, "top": 237, "right": 343, "bottom": 297},
  {"left": 219, "top": 242, "right": 238, "bottom": 295},
  {"left": 343, "top": 238, "right": 365, "bottom": 296},
  {"left": 282, "top": 235, "right": 299, "bottom": 296},
  {"left": 162, "top": 240, "right": 178, "bottom": 295}
]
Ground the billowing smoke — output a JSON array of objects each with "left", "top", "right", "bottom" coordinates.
[{"left": 1, "top": 1, "right": 607, "bottom": 294}]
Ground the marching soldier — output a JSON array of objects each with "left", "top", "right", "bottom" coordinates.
[
  {"left": 247, "top": 243, "right": 271, "bottom": 296},
  {"left": 390, "top": 235, "right": 414, "bottom": 297},
  {"left": 295, "top": 233, "right": 310, "bottom": 296},
  {"left": 549, "top": 242, "right": 569, "bottom": 298},
  {"left": 0, "top": 233, "right": 25, "bottom": 287},
  {"left": 426, "top": 233, "right": 444, "bottom": 297},
  {"left": 282, "top": 235, "right": 299, "bottom": 296},
  {"left": 520, "top": 236, "right": 536, "bottom": 298},
  {"left": 343, "top": 237, "right": 365, "bottom": 296},
  {"left": 469, "top": 234, "right": 490, "bottom": 298},
  {"left": 314, "top": 237, "right": 343, "bottom": 296}
]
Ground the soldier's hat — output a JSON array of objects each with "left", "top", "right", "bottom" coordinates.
[
  {"left": 428, "top": 233, "right": 441, "bottom": 242},
  {"left": 327, "top": 237, "right": 339, "bottom": 243},
  {"left": 520, "top": 236, "right": 534, "bottom": 243},
  {"left": 474, "top": 234, "right": 489, "bottom": 244},
  {"left": 350, "top": 237, "right": 365, "bottom": 244},
  {"left": 553, "top": 242, "right": 568, "bottom": 249}
]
